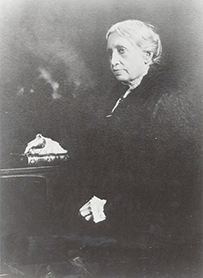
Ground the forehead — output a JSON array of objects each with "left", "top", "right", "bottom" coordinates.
[{"left": 107, "top": 32, "right": 134, "bottom": 49}]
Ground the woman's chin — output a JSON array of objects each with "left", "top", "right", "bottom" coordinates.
[{"left": 114, "top": 75, "right": 129, "bottom": 83}]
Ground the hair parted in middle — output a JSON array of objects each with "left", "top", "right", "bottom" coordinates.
[{"left": 106, "top": 19, "right": 162, "bottom": 64}]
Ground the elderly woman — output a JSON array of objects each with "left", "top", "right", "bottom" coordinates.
[
  {"left": 106, "top": 20, "right": 161, "bottom": 115},
  {"left": 77, "top": 20, "right": 201, "bottom": 245}
]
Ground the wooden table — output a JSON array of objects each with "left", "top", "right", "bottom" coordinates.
[
  {"left": 0, "top": 165, "right": 63, "bottom": 201},
  {"left": 0, "top": 165, "right": 61, "bottom": 179},
  {"left": 0, "top": 165, "right": 72, "bottom": 263},
  {"left": 0, "top": 165, "right": 68, "bottom": 235}
]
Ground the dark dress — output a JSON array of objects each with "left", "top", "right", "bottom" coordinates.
[{"left": 73, "top": 71, "right": 202, "bottom": 245}]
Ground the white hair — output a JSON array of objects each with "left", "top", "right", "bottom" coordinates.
[{"left": 106, "top": 20, "right": 162, "bottom": 64}]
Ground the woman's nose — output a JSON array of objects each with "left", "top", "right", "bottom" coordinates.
[{"left": 110, "top": 51, "right": 119, "bottom": 67}]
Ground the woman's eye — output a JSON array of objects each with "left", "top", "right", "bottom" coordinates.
[{"left": 118, "top": 48, "right": 125, "bottom": 54}]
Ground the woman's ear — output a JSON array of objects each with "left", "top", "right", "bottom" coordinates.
[{"left": 144, "top": 51, "right": 153, "bottom": 65}]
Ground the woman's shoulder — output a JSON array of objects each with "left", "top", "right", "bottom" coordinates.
[
  {"left": 151, "top": 83, "right": 202, "bottom": 143},
  {"left": 153, "top": 82, "right": 202, "bottom": 118}
]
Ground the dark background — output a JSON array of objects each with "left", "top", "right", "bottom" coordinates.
[
  {"left": 0, "top": 0, "right": 203, "bottom": 277},
  {"left": 0, "top": 0, "right": 203, "bottom": 165}
]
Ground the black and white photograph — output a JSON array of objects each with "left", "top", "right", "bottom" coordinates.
[{"left": 0, "top": 0, "right": 203, "bottom": 277}]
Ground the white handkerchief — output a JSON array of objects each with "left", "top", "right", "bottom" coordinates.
[{"left": 79, "top": 196, "right": 107, "bottom": 223}]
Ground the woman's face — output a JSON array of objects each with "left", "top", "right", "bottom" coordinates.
[{"left": 107, "top": 32, "right": 149, "bottom": 84}]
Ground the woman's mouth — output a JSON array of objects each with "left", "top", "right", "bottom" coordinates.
[{"left": 113, "top": 69, "right": 124, "bottom": 75}]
